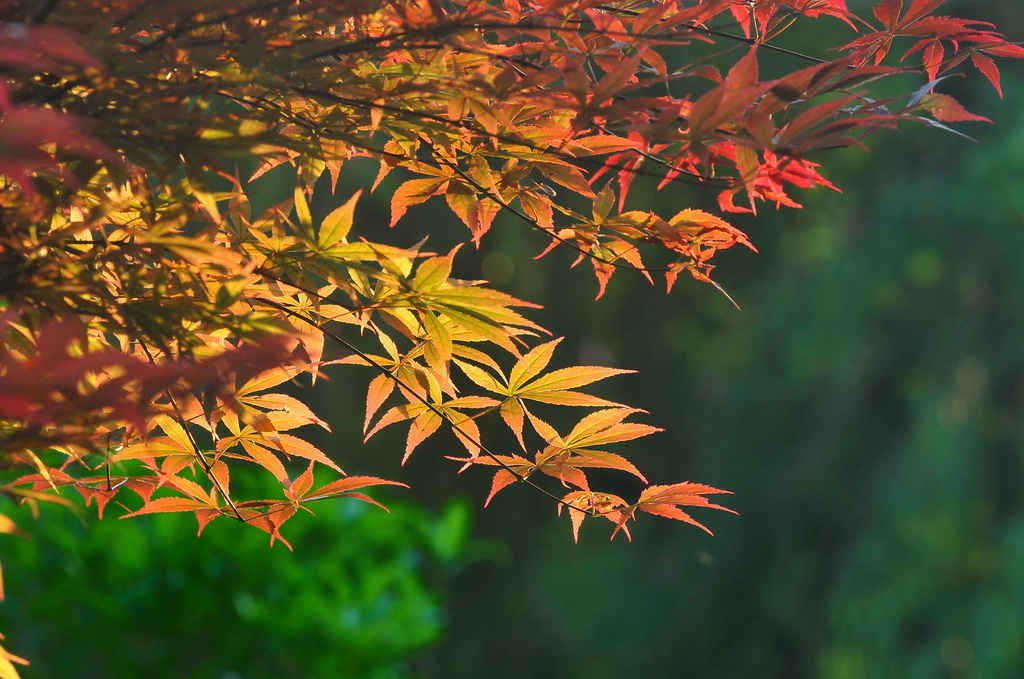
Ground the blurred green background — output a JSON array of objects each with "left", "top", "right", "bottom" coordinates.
[{"left": 3, "top": 2, "right": 1024, "bottom": 677}]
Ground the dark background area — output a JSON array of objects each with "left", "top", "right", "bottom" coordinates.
[{"left": 3, "top": 2, "right": 1024, "bottom": 677}]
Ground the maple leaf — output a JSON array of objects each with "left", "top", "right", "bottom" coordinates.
[
  {"left": 618, "top": 482, "right": 738, "bottom": 537},
  {"left": 836, "top": 0, "right": 1024, "bottom": 99},
  {"left": 218, "top": 411, "right": 344, "bottom": 481},
  {"left": 285, "top": 463, "right": 408, "bottom": 511},
  {"left": 965, "top": 42, "right": 1024, "bottom": 97},
  {"left": 528, "top": 409, "right": 655, "bottom": 486},
  {"left": 456, "top": 338, "right": 634, "bottom": 448},
  {"left": 454, "top": 407, "right": 656, "bottom": 506},
  {"left": 911, "top": 92, "right": 990, "bottom": 123}
]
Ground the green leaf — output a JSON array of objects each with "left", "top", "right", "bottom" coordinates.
[
  {"left": 319, "top": 190, "right": 361, "bottom": 248},
  {"left": 293, "top": 186, "right": 316, "bottom": 243}
]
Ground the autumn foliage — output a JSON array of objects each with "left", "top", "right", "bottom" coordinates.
[{"left": 0, "top": 0, "right": 1021, "bottom": 671}]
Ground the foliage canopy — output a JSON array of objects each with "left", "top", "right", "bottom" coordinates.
[{"left": 0, "top": 0, "right": 1021, "bottom": 673}]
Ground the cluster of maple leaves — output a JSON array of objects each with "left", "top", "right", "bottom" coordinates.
[{"left": 0, "top": 2, "right": 1021, "bottom": 670}]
